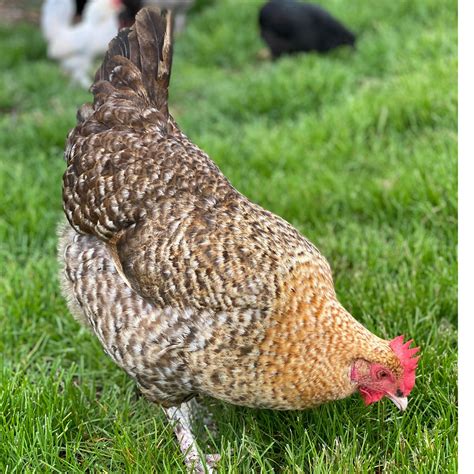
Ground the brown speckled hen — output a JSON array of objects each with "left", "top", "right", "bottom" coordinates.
[{"left": 58, "top": 7, "right": 419, "bottom": 471}]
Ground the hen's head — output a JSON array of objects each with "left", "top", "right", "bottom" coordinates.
[{"left": 351, "top": 335, "right": 419, "bottom": 411}]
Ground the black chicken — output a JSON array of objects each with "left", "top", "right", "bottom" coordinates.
[{"left": 259, "top": 0, "right": 356, "bottom": 58}]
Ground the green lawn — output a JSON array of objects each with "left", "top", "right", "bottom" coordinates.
[{"left": 0, "top": 0, "right": 457, "bottom": 472}]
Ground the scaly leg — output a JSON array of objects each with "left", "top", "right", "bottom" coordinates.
[{"left": 164, "top": 400, "right": 220, "bottom": 473}]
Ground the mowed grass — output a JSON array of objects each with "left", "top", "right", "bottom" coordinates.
[{"left": 0, "top": 0, "right": 457, "bottom": 472}]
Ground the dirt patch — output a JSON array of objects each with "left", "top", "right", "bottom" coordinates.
[{"left": 0, "top": 0, "right": 42, "bottom": 25}]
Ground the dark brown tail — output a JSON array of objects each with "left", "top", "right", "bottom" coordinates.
[{"left": 94, "top": 7, "right": 173, "bottom": 116}]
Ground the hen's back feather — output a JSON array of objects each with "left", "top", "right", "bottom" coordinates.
[{"left": 63, "top": 7, "right": 327, "bottom": 314}]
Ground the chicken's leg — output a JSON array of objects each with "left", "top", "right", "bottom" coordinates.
[{"left": 164, "top": 400, "right": 220, "bottom": 473}]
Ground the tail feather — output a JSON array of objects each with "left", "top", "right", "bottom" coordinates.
[
  {"left": 93, "top": 7, "right": 173, "bottom": 116},
  {"left": 94, "top": 28, "right": 133, "bottom": 83}
]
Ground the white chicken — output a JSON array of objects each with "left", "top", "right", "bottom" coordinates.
[{"left": 41, "top": 0, "right": 122, "bottom": 88}]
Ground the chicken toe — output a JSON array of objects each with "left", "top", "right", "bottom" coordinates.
[{"left": 164, "top": 401, "right": 220, "bottom": 473}]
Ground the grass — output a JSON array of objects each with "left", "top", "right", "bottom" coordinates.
[{"left": 0, "top": 0, "right": 457, "bottom": 472}]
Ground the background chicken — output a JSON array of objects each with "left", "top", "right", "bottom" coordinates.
[
  {"left": 144, "top": 0, "right": 195, "bottom": 33},
  {"left": 58, "top": 7, "right": 419, "bottom": 471},
  {"left": 74, "top": 0, "right": 143, "bottom": 28},
  {"left": 259, "top": 0, "right": 356, "bottom": 58},
  {"left": 41, "top": 0, "right": 122, "bottom": 87},
  {"left": 42, "top": 0, "right": 195, "bottom": 87},
  {"left": 73, "top": 0, "right": 195, "bottom": 30}
]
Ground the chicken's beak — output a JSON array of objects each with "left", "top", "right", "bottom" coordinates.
[{"left": 387, "top": 394, "right": 408, "bottom": 411}]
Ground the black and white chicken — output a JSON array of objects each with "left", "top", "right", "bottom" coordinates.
[{"left": 41, "top": 0, "right": 122, "bottom": 87}]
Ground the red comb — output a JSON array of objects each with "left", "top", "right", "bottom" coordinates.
[{"left": 389, "top": 335, "right": 420, "bottom": 395}]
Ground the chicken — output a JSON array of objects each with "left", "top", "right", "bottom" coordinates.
[
  {"left": 86, "top": 0, "right": 195, "bottom": 31},
  {"left": 74, "top": 0, "right": 88, "bottom": 16},
  {"left": 117, "top": 0, "right": 143, "bottom": 27},
  {"left": 259, "top": 0, "right": 356, "bottom": 58},
  {"left": 58, "top": 7, "right": 419, "bottom": 471},
  {"left": 73, "top": 0, "right": 142, "bottom": 28},
  {"left": 41, "top": 0, "right": 122, "bottom": 88},
  {"left": 146, "top": 0, "right": 194, "bottom": 33}
]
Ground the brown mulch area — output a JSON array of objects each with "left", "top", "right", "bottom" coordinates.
[{"left": 0, "top": 0, "right": 42, "bottom": 24}]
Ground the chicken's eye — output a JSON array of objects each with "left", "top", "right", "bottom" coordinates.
[{"left": 377, "top": 370, "right": 389, "bottom": 379}]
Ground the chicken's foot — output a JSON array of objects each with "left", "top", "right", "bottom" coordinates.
[{"left": 164, "top": 400, "right": 220, "bottom": 473}]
